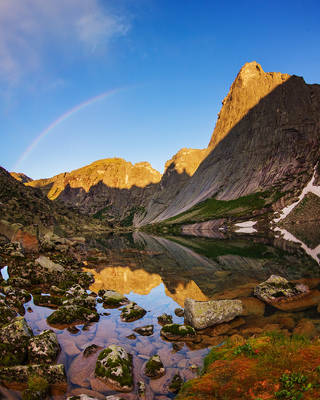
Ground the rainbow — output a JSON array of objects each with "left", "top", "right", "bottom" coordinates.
[{"left": 13, "top": 87, "right": 124, "bottom": 170}]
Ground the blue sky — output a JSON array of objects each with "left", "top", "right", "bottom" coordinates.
[{"left": 1, "top": 0, "right": 320, "bottom": 179}]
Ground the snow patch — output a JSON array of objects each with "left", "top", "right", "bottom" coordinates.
[
  {"left": 274, "top": 227, "right": 320, "bottom": 264},
  {"left": 235, "top": 220, "right": 257, "bottom": 233},
  {"left": 274, "top": 164, "right": 320, "bottom": 223}
]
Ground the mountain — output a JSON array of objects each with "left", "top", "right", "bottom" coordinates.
[
  {"left": 27, "top": 158, "right": 161, "bottom": 224},
  {"left": 22, "top": 62, "right": 320, "bottom": 228},
  {"left": 139, "top": 62, "right": 320, "bottom": 225}
]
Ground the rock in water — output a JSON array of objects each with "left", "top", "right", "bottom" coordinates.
[
  {"left": 28, "top": 330, "right": 60, "bottom": 364},
  {"left": 95, "top": 345, "right": 133, "bottom": 392},
  {"left": 144, "top": 355, "right": 165, "bottom": 379},
  {"left": 0, "top": 364, "right": 66, "bottom": 384},
  {"left": 102, "top": 290, "right": 129, "bottom": 308},
  {"left": 47, "top": 305, "right": 99, "bottom": 325},
  {"left": 160, "top": 324, "right": 196, "bottom": 341},
  {"left": 254, "top": 275, "right": 309, "bottom": 303},
  {"left": 184, "top": 298, "right": 243, "bottom": 329},
  {"left": 133, "top": 325, "right": 154, "bottom": 336},
  {"left": 120, "top": 302, "right": 146, "bottom": 322}
]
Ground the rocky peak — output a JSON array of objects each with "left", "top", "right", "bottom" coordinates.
[
  {"left": 10, "top": 172, "right": 33, "bottom": 183},
  {"left": 208, "top": 61, "right": 291, "bottom": 149},
  {"left": 164, "top": 148, "right": 208, "bottom": 176}
]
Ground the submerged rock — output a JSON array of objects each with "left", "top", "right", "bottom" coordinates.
[
  {"left": 83, "top": 344, "right": 100, "bottom": 358},
  {"left": 0, "top": 364, "right": 66, "bottom": 384},
  {"left": 184, "top": 298, "right": 243, "bottom": 329},
  {"left": 47, "top": 305, "right": 99, "bottom": 325},
  {"left": 169, "top": 373, "right": 184, "bottom": 393},
  {"left": 160, "top": 324, "right": 196, "bottom": 341},
  {"left": 175, "top": 308, "right": 184, "bottom": 317},
  {"left": 102, "top": 290, "right": 129, "bottom": 308},
  {"left": 28, "top": 330, "right": 60, "bottom": 364},
  {"left": 33, "top": 294, "right": 63, "bottom": 308},
  {"left": 95, "top": 345, "right": 133, "bottom": 392},
  {"left": 120, "top": 302, "right": 146, "bottom": 322},
  {"left": 157, "top": 313, "right": 173, "bottom": 326},
  {"left": 0, "top": 317, "right": 33, "bottom": 366},
  {"left": 144, "top": 355, "right": 165, "bottom": 379},
  {"left": 22, "top": 375, "right": 49, "bottom": 400},
  {"left": 133, "top": 325, "right": 154, "bottom": 336}
]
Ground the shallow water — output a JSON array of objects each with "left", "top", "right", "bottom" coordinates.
[{"left": 2, "top": 229, "right": 320, "bottom": 399}]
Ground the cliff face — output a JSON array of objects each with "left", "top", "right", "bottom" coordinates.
[
  {"left": 142, "top": 62, "right": 320, "bottom": 224},
  {"left": 10, "top": 172, "right": 33, "bottom": 183}
]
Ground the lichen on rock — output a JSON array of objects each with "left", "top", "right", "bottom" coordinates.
[
  {"left": 28, "top": 330, "right": 60, "bottom": 364},
  {"left": 184, "top": 298, "right": 243, "bottom": 329},
  {"left": 95, "top": 345, "right": 133, "bottom": 392},
  {"left": 120, "top": 302, "right": 146, "bottom": 322}
]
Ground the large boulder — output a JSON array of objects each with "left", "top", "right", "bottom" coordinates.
[
  {"left": 28, "top": 330, "right": 60, "bottom": 364},
  {"left": 95, "top": 345, "right": 133, "bottom": 392},
  {"left": 184, "top": 298, "right": 243, "bottom": 329}
]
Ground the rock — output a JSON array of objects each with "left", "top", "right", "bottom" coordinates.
[
  {"left": 0, "top": 317, "right": 33, "bottom": 366},
  {"left": 33, "top": 294, "right": 63, "bottom": 308},
  {"left": 27, "top": 330, "right": 60, "bottom": 364},
  {"left": 168, "top": 373, "right": 183, "bottom": 393},
  {"left": 0, "top": 299, "right": 17, "bottom": 327},
  {"left": 133, "top": 325, "right": 154, "bottom": 336},
  {"left": 157, "top": 313, "right": 173, "bottom": 326},
  {"left": 22, "top": 375, "right": 49, "bottom": 400},
  {"left": 50, "top": 286, "right": 65, "bottom": 296},
  {"left": 66, "top": 395, "right": 100, "bottom": 400},
  {"left": 83, "top": 344, "right": 100, "bottom": 358},
  {"left": 95, "top": 345, "right": 133, "bottom": 392},
  {"left": 160, "top": 324, "right": 196, "bottom": 341},
  {"left": 144, "top": 355, "right": 165, "bottom": 379},
  {"left": 241, "top": 297, "right": 265, "bottom": 316},
  {"left": 174, "top": 308, "right": 184, "bottom": 317},
  {"left": 47, "top": 305, "right": 99, "bottom": 325},
  {"left": 126, "top": 334, "right": 136, "bottom": 340},
  {"left": 270, "top": 290, "right": 320, "bottom": 312},
  {"left": 293, "top": 319, "right": 317, "bottom": 339},
  {"left": 102, "top": 290, "right": 129, "bottom": 308},
  {"left": 35, "top": 256, "right": 64, "bottom": 273},
  {"left": 0, "top": 364, "right": 66, "bottom": 384},
  {"left": 254, "top": 275, "right": 309, "bottom": 304},
  {"left": 137, "top": 381, "right": 146, "bottom": 399},
  {"left": 120, "top": 302, "right": 146, "bottom": 322},
  {"left": 184, "top": 298, "right": 243, "bottom": 329},
  {"left": 63, "top": 294, "right": 96, "bottom": 310}
]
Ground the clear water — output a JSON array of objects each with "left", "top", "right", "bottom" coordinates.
[{"left": 1, "top": 229, "right": 320, "bottom": 399}]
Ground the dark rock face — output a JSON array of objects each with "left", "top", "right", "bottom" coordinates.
[{"left": 145, "top": 62, "right": 320, "bottom": 223}]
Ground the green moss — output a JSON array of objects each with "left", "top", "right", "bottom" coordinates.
[
  {"left": 33, "top": 295, "right": 63, "bottom": 308},
  {"left": 120, "top": 303, "right": 146, "bottom": 322},
  {"left": 145, "top": 355, "right": 164, "bottom": 378},
  {"left": 0, "top": 343, "right": 24, "bottom": 366},
  {"left": 22, "top": 375, "right": 49, "bottom": 400},
  {"left": 162, "top": 324, "right": 196, "bottom": 337},
  {"left": 47, "top": 305, "right": 99, "bottom": 325},
  {"left": 103, "top": 297, "right": 125, "bottom": 307}
]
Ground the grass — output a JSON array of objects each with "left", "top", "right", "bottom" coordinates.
[
  {"left": 161, "top": 190, "right": 283, "bottom": 226},
  {"left": 177, "top": 332, "right": 320, "bottom": 400}
]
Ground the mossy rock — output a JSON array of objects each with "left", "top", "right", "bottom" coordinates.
[
  {"left": 28, "top": 330, "right": 60, "bottom": 364},
  {"left": 22, "top": 375, "right": 49, "bottom": 400},
  {"left": 33, "top": 294, "right": 63, "bottom": 308},
  {"left": 95, "top": 345, "right": 133, "bottom": 392},
  {"left": 169, "top": 373, "right": 183, "bottom": 393},
  {"left": 120, "top": 302, "right": 146, "bottom": 322},
  {"left": 0, "top": 317, "right": 33, "bottom": 366},
  {"left": 157, "top": 313, "right": 173, "bottom": 326},
  {"left": 133, "top": 325, "right": 154, "bottom": 336},
  {"left": 144, "top": 354, "right": 165, "bottom": 379},
  {"left": 47, "top": 305, "right": 99, "bottom": 325},
  {"left": 102, "top": 290, "right": 129, "bottom": 308},
  {"left": 160, "top": 324, "right": 196, "bottom": 341},
  {"left": 0, "top": 364, "right": 66, "bottom": 384}
]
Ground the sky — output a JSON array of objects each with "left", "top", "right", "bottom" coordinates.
[{"left": 1, "top": 0, "right": 320, "bottom": 179}]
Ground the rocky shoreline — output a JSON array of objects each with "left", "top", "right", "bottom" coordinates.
[{"left": 1, "top": 234, "right": 320, "bottom": 399}]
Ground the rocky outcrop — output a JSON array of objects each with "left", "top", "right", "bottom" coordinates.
[
  {"left": 184, "top": 298, "right": 243, "bottom": 329},
  {"left": 10, "top": 172, "right": 33, "bottom": 183}
]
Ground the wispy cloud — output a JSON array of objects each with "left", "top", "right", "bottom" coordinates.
[{"left": 0, "top": 0, "right": 130, "bottom": 85}]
